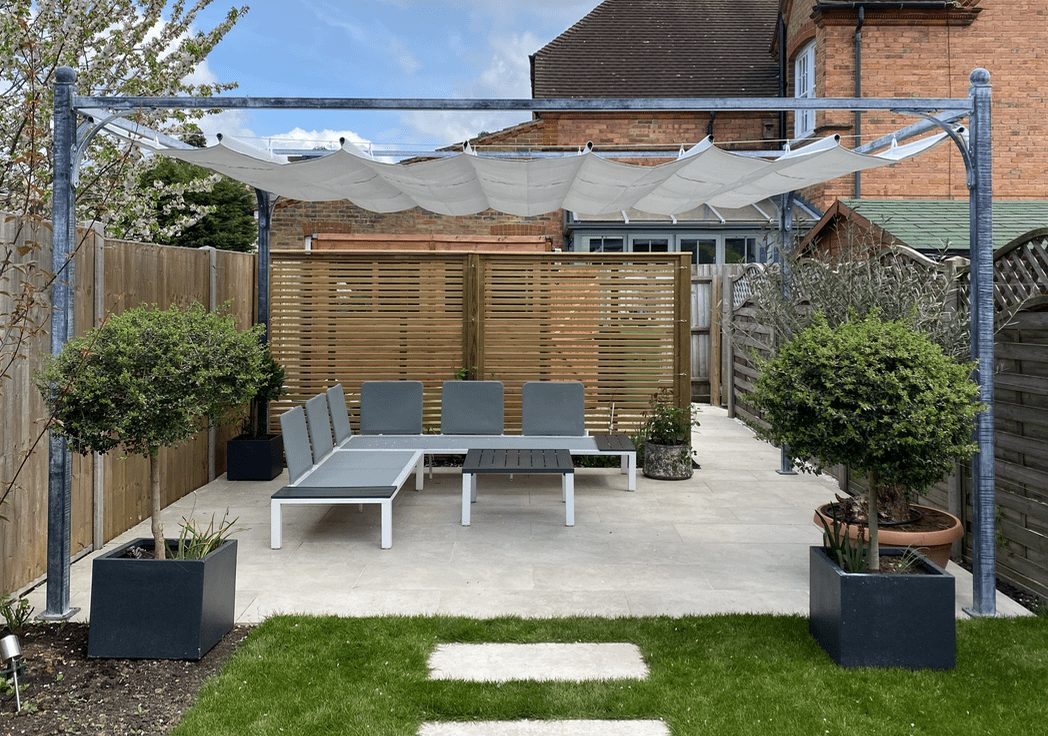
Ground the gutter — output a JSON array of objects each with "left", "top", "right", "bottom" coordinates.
[{"left": 777, "top": 13, "right": 787, "bottom": 145}]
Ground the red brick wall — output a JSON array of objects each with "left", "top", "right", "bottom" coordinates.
[
  {"left": 785, "top": 1, "right": 1048, "bottom": 206},
  {"left": 271, "top": 111, "right": 776, "bottom": 248}
]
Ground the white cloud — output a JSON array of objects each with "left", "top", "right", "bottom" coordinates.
[
  {"left": 311, "top": 4, "right": 422, "bottom": 76},
  {"left": 402, "top": 32, "right": 540, "bottom": 146}
]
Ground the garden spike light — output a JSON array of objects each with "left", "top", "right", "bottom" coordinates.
[{"left": 0, "top": 634, "right": 23, "bottom": 712}]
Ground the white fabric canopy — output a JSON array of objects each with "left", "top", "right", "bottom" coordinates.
[{"left": 151, "top": 131, "right": 948, "bottom": 217}]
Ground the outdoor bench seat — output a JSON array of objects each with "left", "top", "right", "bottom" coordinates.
[{"left": 272, "top": 405, "right": 422, "bottom": 550}]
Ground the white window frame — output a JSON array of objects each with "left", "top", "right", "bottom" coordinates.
[{"left": 794, "top": 41, "right": 816, "bottom": 139}]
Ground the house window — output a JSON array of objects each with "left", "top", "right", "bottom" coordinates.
[
  {"left": 585, "top": 235, "right": 625, "bottom": 253},
  {"left": 794, "top": 41, "right": 815, "bottom": 139},
  {"left": 725, "top": 237, "right": 761, "bottom": 264},
  {"left": 680, "top": 238, "right": 717, "bottom": 265},
  {"left": 630, "top": 237, "right": 670, "bottom": 253}
]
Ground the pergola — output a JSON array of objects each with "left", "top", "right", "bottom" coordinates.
[{"left": 42, "top": 66, "right": 998, "bottom": 619}]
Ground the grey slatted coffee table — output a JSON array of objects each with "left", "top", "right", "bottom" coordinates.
[{"left": 461, "top": 449, "right": 575, "bottom": 527}]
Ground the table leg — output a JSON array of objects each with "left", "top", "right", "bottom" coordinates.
[
  {"left": 415, "top": 455, "right": 424, "bottom": 491},
  {"left": 621, "top": 454, "right": 628, "bottom": 474},
  {"left": 380, "top": 500, "right": 392, "bottom": 549},
  {"left": 471, "top": 474, "right": 478, "bottom": 503},
  {"left": 564, "top": 473, "right": 575, "bottom": 527},
  {"left": 270, "top": 501, "right": 282, "bottom": 549},
  {"left": 461, "top": 473, "right": 472, "bottom": 526},
  {"left": 627, "top": 453, "right": 637, "bottom": 492}
]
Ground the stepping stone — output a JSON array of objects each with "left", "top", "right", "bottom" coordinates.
[
  {"left": 427, "top": 643, "right": 648, "bottom": 682},
  {"left": 419, "top": 720, "right": 669, "bottom": 736}
]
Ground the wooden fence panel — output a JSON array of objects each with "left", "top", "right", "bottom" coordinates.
[
  {"left": 268, "top": 251, "right": 689, "bottom": 435},
  {"left": 268, "top": 252, "right": 468, "bottom": 432},
  {"left": 2, "top": 220, "right": 256, "bottom": 595},
  {"left": 479, "top": 254, "right": 688, "bottom": 433},
  {"left": 213, "top": 249, "right": 258, "bottom": 474}
]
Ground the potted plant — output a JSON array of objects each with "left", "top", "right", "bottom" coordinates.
[
  {"left": 39, "top": 303, "right": 266, "bottom": 659},
  {"left": 226, "top": 350, "right": 286, "bottom": 481},
  {"left": 639, "top": 389, "right": 698, "bottom": 480},
  {"left": 752, "top": 313, "right": 982, "bottom": 669}
]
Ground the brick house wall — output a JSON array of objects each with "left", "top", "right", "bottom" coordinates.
[
  {"left": 271, "top": 111, "right": 776, "bottom": 249},
  {"left": 782, "top": 0, "right": 1048, "bottom": 207}
]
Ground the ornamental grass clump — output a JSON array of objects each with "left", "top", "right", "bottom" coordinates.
[
  {"left": 38, "top": 303, "right": 267, "bottom": 560},
  {"left": 751, "top": 313, "right": 982, "bottom": 571}
]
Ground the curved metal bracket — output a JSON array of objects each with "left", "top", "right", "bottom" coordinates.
[
  {"left": 71, "top": 111, "right": 124, "bottom": 187},
  {"left": 914, "top": 112, "right": 975, "bottom": 189}
]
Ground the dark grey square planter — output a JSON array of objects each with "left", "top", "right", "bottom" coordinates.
[
  {"left": 226, "top": 433, "right": 283, "bottom": 481},
  {"left": 809, "top": 546, "right": 955, "bottom": 670},
  {"left": 88, "top": 538, "right": 237, "bottom": 660}
]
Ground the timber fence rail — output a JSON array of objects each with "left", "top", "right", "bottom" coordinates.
[
  {"left": 268, "top": 250, "right": 691, "bottom": 435},
  {"left": 1, "top": 214, "right": 256, "bottom": 595}
]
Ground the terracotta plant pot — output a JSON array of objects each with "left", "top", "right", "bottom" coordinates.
[{"left": 813, "top": 503, "right": 963, "bottom": 569}]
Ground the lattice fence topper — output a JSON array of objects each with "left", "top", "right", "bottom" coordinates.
[{"left": 958, "top": 228, "right": 1048, "bottom": 324}]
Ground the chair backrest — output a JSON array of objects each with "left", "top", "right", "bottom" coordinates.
[
  {"left": 326, "top": 383, "right": 352, "bottom": 444},
  {"left": 521, "top": 381, "right": 586, "bottom": 436},
  {"left": 360, "top": 381, "right": 424, "bottom": 435},
  {"left": 304, "top": 394, "right": 334, "bottom": 459},
  {"left": 279, "top": 406, "right": 313, "bottom": 484},
  {"left": 441, "top": 380, "right": 504, "bottom": 435}
]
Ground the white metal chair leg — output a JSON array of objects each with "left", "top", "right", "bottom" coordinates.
[
  {"left": 461, "top": 473, "right": 472, "bottom": 526},
  {"left": 564, "top": 474, "right": 575, "bottom": 526},
  {"left": 380, "top": 500, "right": 392, "bottom": 549},
  {"left": 627, "top": 453, "right": 637, "bottom": 492},
  {"left": 270, "top": 501, "right": 282, "bottom": 549},
  {"left": 415, "top": 456, "right": 424, "bottom": 491}
]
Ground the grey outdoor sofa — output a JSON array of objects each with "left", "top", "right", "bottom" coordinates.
[{"left": 270, "top": 380, "right": 637, "bottom": 549}]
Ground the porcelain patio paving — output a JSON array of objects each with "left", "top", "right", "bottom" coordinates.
[{"left": 25, "top": 405, "right": 1030, "bottom": 620}]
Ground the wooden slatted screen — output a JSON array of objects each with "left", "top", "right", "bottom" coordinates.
[
  {"left": 269, "top": 252, "right": 469, "bottom": 432},
  {"left": 269, "top": 251, "right": 690, "bottom": 433}
]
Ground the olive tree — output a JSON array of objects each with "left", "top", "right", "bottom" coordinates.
[
  {"left": 751, "top": 313, "right": 982, "bottom": 571},
  {"left": 38, "top": 303, "right": 265, "bottom": 559}
]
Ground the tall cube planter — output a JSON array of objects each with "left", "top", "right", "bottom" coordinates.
[
  {"left": 88, "top": 538, "right": 237, "bottom": 660},
  {"left": 809, "top": 546, "right": 955, "bottom": 670},
  {"left": 226, "top": 433, "right": 284, "bottom": 481}
]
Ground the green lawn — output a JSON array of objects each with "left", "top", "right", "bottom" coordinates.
[{"left": 174, "top": 615, "right": 1048, "bottom": 736}]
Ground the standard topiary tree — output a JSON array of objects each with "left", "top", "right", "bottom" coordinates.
[
  {"left": 38, "top": 303, "right": 266, "bottom": 559},
  {"left": 751, "top": 313, "right": 982, "bottom": 571}
]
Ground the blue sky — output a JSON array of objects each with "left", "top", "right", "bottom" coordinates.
[{"left": 191, "top": 0, "right": 599, "bottom": 151}]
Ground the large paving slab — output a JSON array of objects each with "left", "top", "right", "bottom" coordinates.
[
  {"left": 427, "top": 643, "right": 648, "bottom": 682},
  {"left": 418, "top": 721, "right": 669, "bottom": 736},
  {"left": 24, "top": 405, "right": 1032, "bottom": 620}
]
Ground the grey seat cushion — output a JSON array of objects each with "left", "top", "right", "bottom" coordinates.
[
  {"left": 360, "top": 381, "right": 424, "bottom": 435},
  {"left": 441, "top": 380, "right": 504, "bottom": 435},
  {"left": 304, "top": 394, "right": 334, "bottom": 458},
  {"left": 326, "top": 384, "right": 353, "bottom": 444},
  {"left": 521, "top": 381, "right": 586, "bottom": 436},
  {"left": 279, "top": 406, "right": 313, "bottom": 484}
]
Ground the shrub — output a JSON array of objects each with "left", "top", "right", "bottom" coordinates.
[
  {"left": 639, "top": 389, "right": 698, "bottom": 446},
  {"left": 751, "top": 313, "right": 981, "bottom": 570},
  {"left": 38, "top": 303, "right": 266, "bottom": 559}
]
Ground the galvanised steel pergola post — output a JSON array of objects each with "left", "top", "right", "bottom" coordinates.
[
  {"left": 967, "top": 68, "right": 996, "bottom": 617},
  {"left": 42, "top": 66, "right": 79, "bottom": 621},
  {"left": 255, "top": 188, "right": 273, "bottom": 432},
  {"left": 43, "top": 69, "right": 995, "bottom": 616}
]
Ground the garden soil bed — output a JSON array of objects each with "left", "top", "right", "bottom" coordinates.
[{"left": 0, "top": 623, "right": 249, "bottom": 736}]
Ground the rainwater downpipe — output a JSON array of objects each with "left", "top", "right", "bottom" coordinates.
[{"left": 854, "top": 5, "right": 865, "bottom": 198}]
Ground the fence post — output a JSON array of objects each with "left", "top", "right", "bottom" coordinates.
[
  {"left": 676, "top": 255, "right": 692, "bottom": 412},
  {"left": 709, "top": 271, "right": 722, "bottom": 407},
  {"left": 725, "top": 269, "right": 736, "bottom": 418}
]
